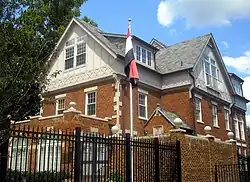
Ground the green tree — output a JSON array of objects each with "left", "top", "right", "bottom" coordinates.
[
  {"left": 82, "top": 15, "right": 98, "bottom": 27},
  {"left": 0, "top": 0, "right": 89, "bottom": 141}
]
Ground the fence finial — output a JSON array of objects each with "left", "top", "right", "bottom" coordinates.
[
  {"left": 173, "top": 118, "right": 182, "bottom": 129},
  {"left": 226, "top": 131, "right": 236, "bottom": 143},
  {"left": 204, "top": 126, "right": 214, "bottom": 140},
  {"left": 111, "top": 125, "right": 119, "bottom": 135}
]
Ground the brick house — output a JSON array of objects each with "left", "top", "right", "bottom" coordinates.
[{"left": 16, "top": 18, "right": 248, "bottom": 152}]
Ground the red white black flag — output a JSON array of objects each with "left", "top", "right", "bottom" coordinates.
[{"left": 124, "top": 19, "right": 139, "bottom": 86}]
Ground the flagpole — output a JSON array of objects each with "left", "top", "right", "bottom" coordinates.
[{"left": 129, "top": 81, "right": 134, "bottom": 182}]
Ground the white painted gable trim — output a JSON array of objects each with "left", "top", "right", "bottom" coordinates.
[
  {"left": 47, "top": 18, "right": 117, "bottom": 64},
  {"left": 192, "top": 34, "right": 211, "bottom": 71},
  {"left": 73, "top": 18, "right": 117, "bottom": 59}
]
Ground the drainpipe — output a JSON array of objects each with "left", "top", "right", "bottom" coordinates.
[{"left": 189, "top": 70, "right": 197, "bottom": 135}]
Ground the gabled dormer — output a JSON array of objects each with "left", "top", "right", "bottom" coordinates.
[
  {"left": 193, "top": 34, "right": 234, "bottom": 104},
  {"left": 103, "top": 33, "right": 158, "bottom": 70},
  {"left": 229, "top": 73, "right": 249, "bottom": 111}
]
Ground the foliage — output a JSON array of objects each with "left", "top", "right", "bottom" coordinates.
[
  {"left": 106, "top": 172, "right": 123, "bottom": 182},
  {"left": 6, "top": 169, "right": 71, "bottom": 182},
  {"left": 0, "top": 0, "right": 88, "bottom": 140},
  {"left": 82, "top": 16, "right": 98, "bottom": 27}
]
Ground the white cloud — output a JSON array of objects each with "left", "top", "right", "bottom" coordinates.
[
  {"left": 157, "top": 0, "right": 250, "bottom": 27},
  {"left": 223, "top": 51, "right": 250, "bottom": 74},
  {"left": 157, "top": 1, "right": 174, "bottom": 27},
  {"left": 222, "top": 41, "right": 229, "bottom": 49}
]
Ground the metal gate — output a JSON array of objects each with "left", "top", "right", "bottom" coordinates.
[{"left": 0, "top": 126, "right": 181, "bottom": 181}]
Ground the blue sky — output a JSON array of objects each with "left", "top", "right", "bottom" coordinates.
[{"left": 80, "top": 0, "right": 250, "bottom": 123}]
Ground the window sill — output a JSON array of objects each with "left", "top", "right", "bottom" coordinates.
[
  {"left": 197, "top": 120, "right": 204, "bottom": 124},
  {"left": 139, "top": 117, "right": 148, "bottom": 121},
  {"left": 213, "top": 125, "right": 220, "bottom": 129},
  {"left": 207, "top": 85, "right": 220, "bottom": 93}
]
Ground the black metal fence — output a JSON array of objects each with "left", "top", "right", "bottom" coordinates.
[
  {"left": 0, "top": 126, "right": 181, "bottom": 182},
  {"left": 215, "top": 156, "right": 250, "bottom": 182}
]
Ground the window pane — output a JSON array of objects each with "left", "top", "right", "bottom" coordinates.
[
  {"left": 88, "top": 92, "right": 96, "bottom": 104},
  {"left": 147, "top": 51, "right": 152, "bottom": 66},
  {"left": 211, "top": 65, "right": 217, "bottom": 77},
  {"left": 205, "top": 61, "right": 210, "bottom": 74},
  {"left": 142, "top": 48, "right": 146, "bottom": 63},
  {"left": 66, "top": 47, "right": 74, "bottom": 59},
  {"left": 211, "top": 59, "right": 215, "bottom": 65},
  {"left": 212, "top": 105, "right": 218, "bottom": 126},
  {"left": 66, "top": 39, "right": 75, "bottom": 47},
  {"left": 195, "top": 110, "right": 201, "bottom": 121},
  {"left": 139, "top": 94, "right": 145, "bottom": 105},
  {"left": 65, "top": 58, "right": 74, "bottom": 69},
  {"left": 136, "top": 46, "right": 141, "bottom": 61},
  {"left": 206, "top": 74, "right": 211, "bottom": 85},
  {"left": 76, "top": 54, "right": 86, "bottom": 66},
  {"left": 195, "top": 98, "right": 200, "bottom": 110},
  {"left": 139, "top": 105, "right": 146, "bottom": 118},
  {"left": 77, "top": 43, "right": 86, "bottom": 55},
  {"left": 87, "top": 104, "right": 96, "bottom": 115}
]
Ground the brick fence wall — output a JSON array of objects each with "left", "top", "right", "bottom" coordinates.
[{"left": 164, "top": 127, "right": 238, "bottom": 182}]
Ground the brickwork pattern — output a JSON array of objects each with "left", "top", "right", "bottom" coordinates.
[{"left": 168, "top": 130, "right": 238, "bottom": 182}]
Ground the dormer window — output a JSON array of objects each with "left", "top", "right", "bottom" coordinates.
[
  {"left": 135, "top": 45, "right": 153, "bottom": 67},
  {"left": 65, "top": 37, "right": 86, "bottom": 70},
  {"left": 234, "top": 83, "right": 243, "bottom": 96}
]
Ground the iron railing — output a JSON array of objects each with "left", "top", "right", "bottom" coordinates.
[
  {"left": 215, "top": 157, "right": 250, "bottom": 182},
  {"left": 0, "top": 126, "right": 181, "bottom": 182}
]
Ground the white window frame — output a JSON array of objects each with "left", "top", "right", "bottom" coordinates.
[
  {"left": 224, "top": 108, "right": 230, "bottom": 131},
  {"left": 135, "top": 45, "right": 153, "bottom": 67},
  {"left": 55, "top": 94, "right": 66, "bottom": 115},
  {"left": 234, "top": 114, "right": 240, "bottom": 139},
  {"left": 153, "top": 125, "right": 164, "bottom": 136},
  {"left": 85, "top": 90, "right": 97, "bottom": 116},
  {"left": 212, "top": 103, "right": 218, "bottom": 127},
  {"left": 239, "top": 115, "right": 245, "bottom": 141},
  {"left": 37, "top": 138, "right": 61, "bottom": 172},
  {"left": 195, "top": 96, "right": 203, "bottom": 123},
  {"left": 204, "top": 56, "right": 219, "bottom": 89},
  {"left": 138, "top": 89, "right": 148, "bottom": 120},
  {"left": 9, "top": 137, "right": 29, "bottom": 171},
  {"left": 65, "top": 36, "right": 87, "bottom": 71}
]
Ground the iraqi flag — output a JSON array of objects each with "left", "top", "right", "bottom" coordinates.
[{"left": 124, "top": 19, "right": 139, "bottom": 86}]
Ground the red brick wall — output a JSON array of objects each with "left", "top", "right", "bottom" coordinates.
[
  {"left": 161, "top": 89, "right": 194, "bottom": 130},
  {"left": 42, "top": 80, "right": 115, "bottom": 119},
  {"left": 120, "top": 83, "right": 161, "bottom": 135},
  {"left": 196, "top": 97, "right": 229, "bottom": 141},
  {"left": 144, "top": 115, "right": 174, "bottom": 135}
]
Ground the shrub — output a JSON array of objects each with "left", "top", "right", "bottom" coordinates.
[{"left": 6, "top": 169, "right": 71, "bottom": 182}]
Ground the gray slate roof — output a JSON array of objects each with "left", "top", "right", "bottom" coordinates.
[
  {"left": 155, "top": 34, "right": 210, "bottom": 74},
  {"left": 76, "top": 19, "right": 124, "bottom": 56},
  {"left": 76, "top": 18, "right": 211, "bottom": 75},
  {"left": 158, "top": 108, "right": 191, "bottom": 130}
]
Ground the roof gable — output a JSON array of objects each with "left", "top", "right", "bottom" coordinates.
[
  {"left": 193, "top": 34, "right": 235, "bottom": 95},
  {"left": 48, "top": 17, "right": 124, "bottom": 64},
  {"left": 145, "top": 106, "right": 191, "bottom": 131},
  {"left": 155, "top": 34, "right": 210, "bottom": 74}
]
